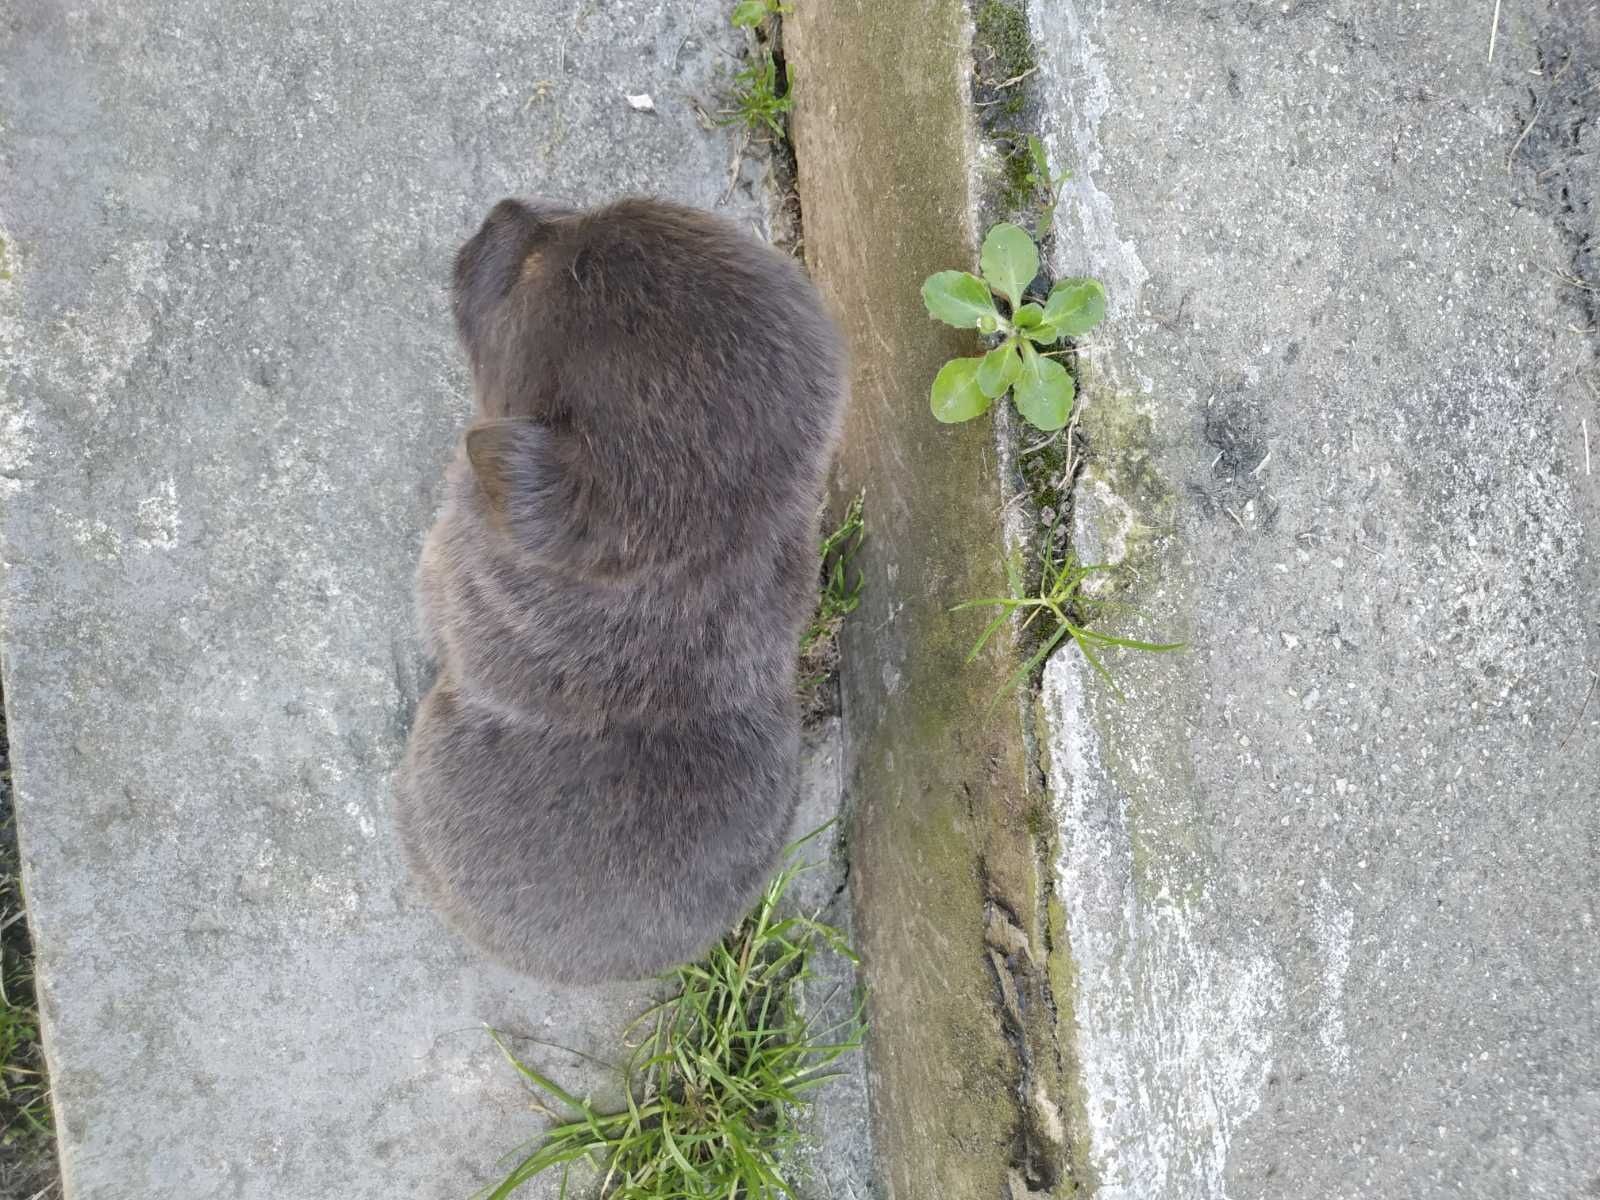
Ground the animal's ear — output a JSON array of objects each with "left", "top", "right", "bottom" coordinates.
[
  {"left": 453, "top": 199, "right": 563, "bottom": 347},
  {"left": 464, "top": 419, "right": 544, "bottom": 518}
]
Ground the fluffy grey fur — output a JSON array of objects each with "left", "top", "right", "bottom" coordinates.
[{"left": 394, "top": 197, "right": 845, "bottom": 983}]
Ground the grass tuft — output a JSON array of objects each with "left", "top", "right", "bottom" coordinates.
[
  {"left": 720, "top": 51, "right": 793, "bottom": 139},
  {"left": 798, "top": 494, "right": 865, "bottom": 711},
  {"left": 481, "top": 833, "right": 864, "bottom": 1199},
  {"left": 954, "top": 521, "right": 1183, "bottom": 708}
]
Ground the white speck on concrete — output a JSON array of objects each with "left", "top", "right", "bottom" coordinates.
[
  {"left": 135, "top": 475, "right": 181, "bottom": 551},
  {"left": 0, "top": 223, "right": 35, "bottom": 496},
  {"left": 344, "top": 800, "right": 376, "bottom": 840},
  {"left": 66, "top": 512, "right": 124, "bottom": 561},
  {"left": 1312, "top": 879, "right": 1353, "bottom": 1077},
  {"left": 880, "top": 661, "right": 903, "bottom": 697},
  {"left": 0, "top": 404, "right": 34, "bottom": 492}
]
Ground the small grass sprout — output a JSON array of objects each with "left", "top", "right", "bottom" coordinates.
[
  {"left": 922, "top": 222, "right": 1106, "bottom": 433},
  {"left": 1021, "top": 134, "right": 1071, "bottom": 232},
  {"left": 721, "top": 51, "right": 792, "bottom": 138},
  {"left": 730, "top": 0, "right": 790, "bottom": 27},
  {"left": 955, "top": 528, "right": 1182, "bottom": 707},
  {"left": 801, "top": 493, "right": 865, "bottom": 658},
  {"left": 799, "top": 494, "right": 865, "bottom": 711},
  {"left": 481, "top": 832, "right": 865, "bottom": 1200},
  {"left": 0, "top": 910, "right": 50, "bottom": 1151}
]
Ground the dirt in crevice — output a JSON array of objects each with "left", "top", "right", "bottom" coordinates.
[
  {"left": 1510, "top": 9, "right": 1600, "bottom": 334},
  {"left": 978, "top": 885, "right": 1072, "bottom": 1197},
  {"left": 0, "top": 684, "right": 58, "bottom": 1200},
  {"left": 965, "top": 5, "right": 1104, "bottom": 1193},
  {"left": 721, "top": 12, "right": 805, "bottom": 258}
]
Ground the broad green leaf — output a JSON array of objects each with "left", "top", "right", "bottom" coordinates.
[
  {"left": 930, "top": 357, "right": 993, "bottom": 423},
  {"left": 1042, "top": 277, "right": 1107, "bottom": 336},
  {"left": 1013, "top": 344, "right": 1075, "bottom": 431},
  {"left": 1021, "top": 322, "right": 1062, "bottom": 345},
  {"left": 976, "top": 342, "right": 1023, "bottom": 398},
  {"left": 979, "top": 223, "right": 1038, "bottom": 308},
  {"left": 731, "top": 0, "right": 768, "bottom": 26},
  {"left": 921, "top": 271, "right": 1001, "bottom": 329},
  {"left": 1013, "top": 303, "right": 1045, "bottom": 328}
]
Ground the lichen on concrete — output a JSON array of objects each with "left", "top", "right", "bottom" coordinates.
[{"left": 1071, "top": 379, "right": 1178, "bottom": 580}]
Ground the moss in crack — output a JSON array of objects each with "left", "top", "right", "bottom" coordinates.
[
  {"left": 974, "top": 0, "right": 1035, "bottom": 88},
  {"left": 996, "top": 136, "right": 1038, "bottom": 213},
  {"left": 1016, "top": 414, "right": 1076, "bottom": 531},
  {"left": 971, "top": 0, "right": 1036, "bottom": 134},
  {"left": 971, "top": 0, "right": 1041, "bottom": 217}
]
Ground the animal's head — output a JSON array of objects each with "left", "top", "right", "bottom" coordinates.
[{"left": 449, "top": 195, "right": 844, "bottom": 571}]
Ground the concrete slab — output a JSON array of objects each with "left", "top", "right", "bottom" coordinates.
[
  {"left": 0, "top": 3, "right": 829, "bottom": 1197},
  {"left": 1034, "top": 1, "right": 1600, "bottom": 1196}
]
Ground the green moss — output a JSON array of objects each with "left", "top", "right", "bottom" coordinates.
[
  {"left": 1017, "top": 405, "right": 1073, "bottom": 516},
  {"left": 973, "top": 1, "right": 1034, "bottom": 122},
  {"left": 0, "top": 236, "right": 11, "bottom": 281},
  {"left": 1023, "top": 796, "right": 1050, "bottom": 840},
  {"left": 975, "top": 0, "right": 1034, "bottom": 82},
  {"left": 997, "top": 137, "right": 1036, "bottom": 212},
  {"left": 1044, "top": 897, "right": 1070, "bottom": 1014},
  {"left": 971, "top": 3, "right": 1040, "bottom": 208}
]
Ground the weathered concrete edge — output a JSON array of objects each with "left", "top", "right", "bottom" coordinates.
[
  {"left": 785, "top": 3, "right": 1073, "bottom": 1197},
  {"left": 787, "top": 718, "right": 876, "bottom": 1198},
  {"left": 1025, "top": 5, "right": 1236, "bottom": 1193},
  {"left": 0, "top": 214, "right": 68, "bottom": 1195}
]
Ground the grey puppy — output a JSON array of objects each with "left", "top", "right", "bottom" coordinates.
[{"left": 394, "top": 197, "right": 845, "bottom": 983}]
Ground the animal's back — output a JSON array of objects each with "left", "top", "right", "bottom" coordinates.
[
  {"left": 396, "top": 679, "right": 799, "bottom": 981},
  {"left": 394, "top": 196, "right": 845, "bottom": 982}
]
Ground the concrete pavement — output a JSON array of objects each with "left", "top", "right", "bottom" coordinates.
[
  {"left": 1036, "top": 2, "right": 1600, "bottom": 1196},
  {"left": 0, "top": 3, "right": 813, "bottom": 1196}
]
